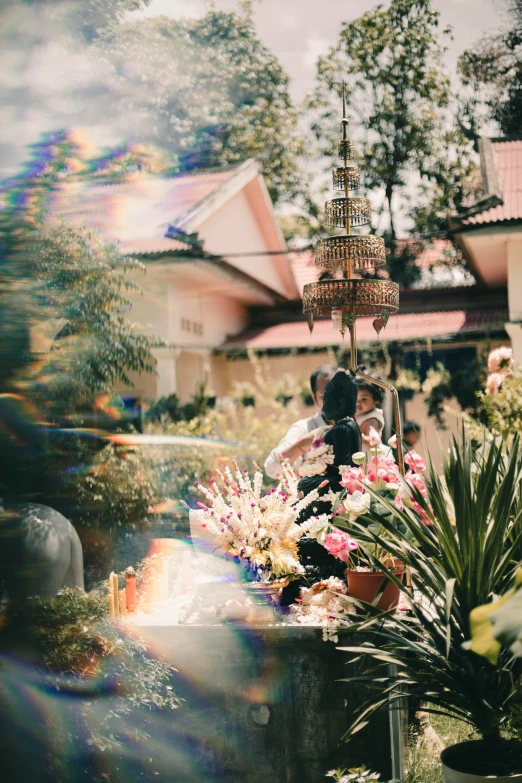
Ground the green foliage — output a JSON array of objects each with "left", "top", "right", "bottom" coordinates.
[
  {"left": 0, "top": 137, "right": 155, "bottom": 416},
  {"left": 311, "top": 0, "right": 452, "bottom": 243},
  {"left": 408, "top": 126, "right": 481, "bottom": 236},
  {"left": 458, "top": 0, "right": 522, "bottom": 136},
  {"left": 422, "top": 360, "right": 486, "bottom": 428},
  {"left": 338, "top": 434, "right": 522, "bottom": 746},
  {"left": 146, "top": 381, "right": 216, "bottom": 424},
  {"left": 93, "top": 10, "right": 303, "bottom": 204},
  {"left": 75, "top": 442, "right": 158, "bottom": 532},
  {"left": 15, "top": 588, "right": 180, "bottom": 753},
  {"left": 482, "top": 371, "right": 522, "bottom": 441}
]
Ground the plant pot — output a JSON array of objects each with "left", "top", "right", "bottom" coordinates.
[
  {"left": 346, "top": 567, "right": 404, "bottom": 611},
  {"left": 441, "top": 740, "right": 522, "bottom": 782}
]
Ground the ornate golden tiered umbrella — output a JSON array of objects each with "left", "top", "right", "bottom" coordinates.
[{"left": 303, "top": 88, "right": 404, "bottom": 473}]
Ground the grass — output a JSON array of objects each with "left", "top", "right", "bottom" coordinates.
[{"left": 405, "top": 712, "right": 476, "bottom": 783}]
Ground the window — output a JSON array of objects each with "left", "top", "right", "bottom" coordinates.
[{"left": 181, "top": 318, "right": 203, "bottom": 335}]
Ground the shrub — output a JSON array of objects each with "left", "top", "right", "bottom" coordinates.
[
  {"left": 12, "top": 588, "right": 180, "bottom": 754},
  {"left": 75, "top": 441, "right": 158, "bottom": 532}
]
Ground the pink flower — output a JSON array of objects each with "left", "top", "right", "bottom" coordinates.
[
  {"left": 395, "top": 493, "right": 404, "bottom": 511},
  {"left": 406, "top": 469, "right": 427, "bottom": 496},
  {"left": 486, "top": 372, "right": 504, "bottom": 395},
  {"left": 312, "top": 437, "right": 325, "bottom": 448},
  {"left": 368, "top": 425, "right": 382, "bottom": 447},
  {"left": 488, "top": 346, "right": 514, "bottom": 374},
  {"left": 404, "top": 450, "right": 427, "bottom": 473},
  {"left": 324, "top": 531, "right": 358, "bottom": 562},
  {"left": 412, "top": 501, "right": 432, "bottom": 525},
  {"left": 388, "top": 434, "right": 397, "bottom": 448},
  {"left": 366, "top": 457, "right": 399, "bottom": 485},
  {"left": 340, "top": 466, "right": 364, "bottom": 494}
]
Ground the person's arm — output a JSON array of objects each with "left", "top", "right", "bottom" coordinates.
[{"left": 264, "top": 421, "right": 314, "bottom": 479}]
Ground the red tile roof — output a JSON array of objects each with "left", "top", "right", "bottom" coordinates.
[
  {"left": 465, "top": 139, "right": 522, "bottom": 225},
  {"left": 50, "top": 168, "right": 240, "bottom": 245},
  {"left": 118, "top": 237, "right": 194, "bottom": 255},
  {"left": 223, "top": 308, "right": 508, "bottom": 350}
]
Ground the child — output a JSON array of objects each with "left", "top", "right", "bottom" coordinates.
[{"left": 355, "top": 377, "right": 385, "bottom": 450}]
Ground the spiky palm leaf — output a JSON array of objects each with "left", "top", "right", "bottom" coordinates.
[{"left": 334, "top": 433, "right": 522, "bottom": 744}]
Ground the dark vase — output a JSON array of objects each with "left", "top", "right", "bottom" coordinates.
[{"left": 241, "top": 397, "right": 256, "bottom": 407}]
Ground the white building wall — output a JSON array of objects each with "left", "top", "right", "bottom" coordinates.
[
  {"left": 197, "top": 190, "right": 286, "bottom": 296},
  {"left": 506, "top": 240, "right": 522, "bottom": 361}
]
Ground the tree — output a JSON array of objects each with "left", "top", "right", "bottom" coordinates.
[
  {"left": 308, "top": 0, "right": 470, "bottom": 285},
  {"left": 311, "top": 0, "right": 452, "bottom": 238},
  {"left": 0, "top": 135, "right": 155, "bottom": 418},
  {"left": 1, "top": 2, "right": 303, "bottom": 205},
  {"left": 408, "top": 125, "right": 481, "bottom": 236},
  {"left": 94, "top": 10, "right": 303, "bottom": 203},
  {"left": 458, "top": 0, "right": 522, "bottom": 136}
]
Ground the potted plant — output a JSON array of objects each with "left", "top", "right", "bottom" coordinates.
[
  {"left": 306, "top": 432, "right": 423, "bottom": 611},
  {"left": 334, "top": 434, "right": 522, "bottom": 781}
]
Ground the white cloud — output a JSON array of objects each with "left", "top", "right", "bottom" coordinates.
[{"left": 302, "top": 37, "right": 330, "bottom": 69}]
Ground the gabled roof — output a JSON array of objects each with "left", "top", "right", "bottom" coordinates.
[
  {"left": 49, "top": 160, "right": 296, "bottom": 300},
  {"left": 49, "top": 164, "right": 246, "bottom": 247},
  {"left": 454, "top": 138, "right": 522, "bottom": 228}
]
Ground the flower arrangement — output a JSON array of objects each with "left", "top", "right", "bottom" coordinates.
[
  {"left": 298, "top": 435, "right": 335, "bottom": 478},
  {"left": 193, "top": 460, "right": 329, "bottom": 581},
  {"left": 293, "top": 577, "right": 356, "bottom": 642},
  {"left": 485, "top": 346, "right": 514, "bottom": 395},
  {"left": 304, "top": 427, "right": 430, "bottom": 569}
]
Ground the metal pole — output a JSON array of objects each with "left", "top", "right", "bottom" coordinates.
[
  {"left": 388, "top": 663, "right": 406, "bottom": 782},
  {"left": 349, "top": 325, "right": 404, "bottom": 475}
]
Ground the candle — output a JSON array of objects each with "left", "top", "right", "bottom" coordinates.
[
  {"left": 125, "top": 567, "right": 137, "bottom": 612},
  {"left": 119, "top": 589, "right": 127, "bottom": 615},
  {"left": 108, "top": 593, "right": 115, "bottom": 616},
  {"left": 110, "top": 572, "right": 119, "bottom": 614}
]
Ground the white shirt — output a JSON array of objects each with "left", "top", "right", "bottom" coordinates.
[{"left": 264, "top": 411, "right": 326, "bottom": 479}]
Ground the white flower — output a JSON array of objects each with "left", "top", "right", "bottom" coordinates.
[
  {"left": 302, "top": 513, "right": 331, "bottom": 544},
  {"left": 388, "top": 434, "right": 397, "bottom": 448},
  {"left": 344, "top": 490, "right": 371, "bottom": 518}
]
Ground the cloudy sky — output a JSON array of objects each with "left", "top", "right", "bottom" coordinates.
[
  {"left": 0, "top": 0, "right": 503, "bottom": 183},
  {"left": 133, "top": 0, "right": 503, "bottom": 99}
]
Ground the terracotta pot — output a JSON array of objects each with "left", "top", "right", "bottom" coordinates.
[
  {"left": 346, "top": 567, "right": 404, "bottom": 611},
  {"left": 441, "top": 740, "right": 522, "bottom": 782}
]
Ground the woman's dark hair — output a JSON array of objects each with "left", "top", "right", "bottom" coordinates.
[
  {"left": 355, "top": 376, "right": 384, "bottom": 405},
  {"left": 298, "top": 372, "right": 361, "bottom": 499},
  {"left": 310, "top": 364, "right": 338, "bottom": 395}
]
